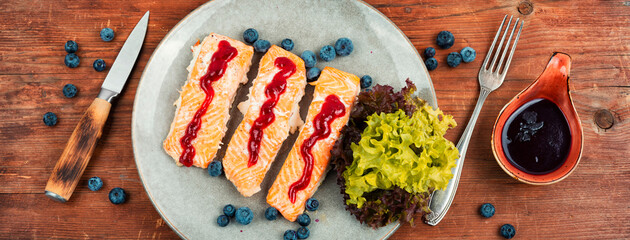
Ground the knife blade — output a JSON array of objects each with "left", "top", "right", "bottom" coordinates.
[
  {"left": 45, "top": 11, "right": 150, "bottom": 202},
  {"left": 99, "top": 11, "right": 150, "bottom": 101}
]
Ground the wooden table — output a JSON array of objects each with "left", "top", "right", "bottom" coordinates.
[{"left": 1, "top": 0, "right": 628, "bottom": 239}]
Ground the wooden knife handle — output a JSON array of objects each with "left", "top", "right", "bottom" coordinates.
[{"left": 45, "top": 98, "right": 111, "bottom": 202}]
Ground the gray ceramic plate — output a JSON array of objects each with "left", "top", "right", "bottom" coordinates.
[{"left": 132, "top": 0, "right": 436, "bottom": 239}]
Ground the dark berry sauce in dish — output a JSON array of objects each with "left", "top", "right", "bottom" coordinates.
[{"left": 501, "top": 98, "right": 571, "bottom": 175}]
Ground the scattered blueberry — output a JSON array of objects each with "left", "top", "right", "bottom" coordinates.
[
  {"left": 64, "top": 53, "right": 80, "bottom": 68},
  {"left": 87, "top": 176, "right": 103, "bottom": 191},
  {"left": 297, "top": 226, "right": 310, "bottom": 239},
  {"left": 217, "top": 215, "right": 230, "bottom": 227},
  {"left": 447, "top": 52, "right": 462, "bottom": 67},
  {"left": 460, "top": 47, "right": 476, "bottom": 63},
  {"left": 62, "top": 84, "right": 78, "bottom": 98},
  {"left": 305, "top": 198, "right": 319, "bottom": 211},
  {"left": 300, "top": 51, "right": 317, "bottom": 68},
  {"left": 280, "top": 38, "right": 294, "bottom": 51},
  {"left": 424, "top": 47, "right": 436, "bottom": 58},
  {"left": 93, "top": 59, "right": 106, "bottom": 72},
  {"left": 65, "top": 40, "right": 78, "bottom": 53},
  {"left": 265, "top": 207, "right": 279, "bottom": 220},
  {"left": 334, "top": 38, "right": 353, "bottom": 56},
  {"left": 43, "top": 112, "right": 57, "bottom": 126},
  {"left": 235, "top": 207, "right": 254, "bottom": 225},
  {"left": 297, "top": 213, "right": 310, "bottom": 227},
  {"left": 480, "top": 203, "right": 495, "bottom": 218},
  {"left": 500, "top": 224, "right": 516, "bottom": 239},
  {"left": 223, "top": 204, "right": 236, "bottom": 217},
  {"left": 425, "top": 57, "right": 438, "bottom": 71},
  {"left": 306, "top": 67, "right": 321, "bottom": 82},
  {"left": 360, "top": 75, "right": 373, "bottom": 89},
  {"left": 108, "top": 187, "right": 126, "bottom": 204},
  {"left": 253, "top": 39, "right": 271, "bottom": 53},
  {"left": 319, "top": 45, "right": 336, "bottom": 62},
  {"left": 208, "top": 161, "right": 223, "bottom": 177},
  {"left": 100, "top": 28, "right": 115, "bottom": 42},
  {"left": 436, "top": 31, "right": 455, "bottom": 49},
  {"left": 243, "top": 28, "right": 259, "bottom": 44},
  {"left": 284, "top": 230, "right": 297, "bottom": 240}
]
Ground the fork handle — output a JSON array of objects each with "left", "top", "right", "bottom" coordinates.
[{"left": 425, "top": 86, "right": 491, "bottom": 226}]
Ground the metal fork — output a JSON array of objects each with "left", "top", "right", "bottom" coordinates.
[{"left": 425, "top": 15, "right": 524, "bottom": 226}]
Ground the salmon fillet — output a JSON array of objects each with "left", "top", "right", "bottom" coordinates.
[
  {"left": 223, "top": 45, "right": 307, "bottom": 197},
  {"left": 163, "top": 33, "right": 254, "bottom": 168},
  {"left": 267, "top": 67, "right": 360, "bottom": 221}
]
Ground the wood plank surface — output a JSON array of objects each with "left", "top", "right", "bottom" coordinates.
[{"left": 0, "top": 0, "right": 628, "bottom": 239}]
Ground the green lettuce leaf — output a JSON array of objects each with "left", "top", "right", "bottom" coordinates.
[
  {"left": 344, "top": 107, "right": 458, "bottom": 208},
  {"left": 330, "top": 80, "right": 458, "bottom": 228}
]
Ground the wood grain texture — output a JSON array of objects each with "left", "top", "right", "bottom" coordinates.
[
  {"left": 0, "top": 0, "right": 628, "bottom": 239},
  {"left": 45, "top": 98, "right": 111, "bottom": 202}
]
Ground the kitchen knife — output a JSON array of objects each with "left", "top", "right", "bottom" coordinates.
[{"left": 45, "top": 11, "right": 150, "bottom": 202}]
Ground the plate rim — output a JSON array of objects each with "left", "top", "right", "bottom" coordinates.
[{"left": 131, "top": 0, "right": 437, "bottom": 239}]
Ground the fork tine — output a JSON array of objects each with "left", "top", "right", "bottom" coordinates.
[
  {"left": 489, "top": 15, "right": 513, "bottom": 72},
  {"left": 496, "top": 18, "right": 519, "bottom": 74},
  {"left": 501, "top": 20, "right": 524, "bottom": 76},
  {"left": 482, "top": 15, "right": 508, "bottom": 70}
]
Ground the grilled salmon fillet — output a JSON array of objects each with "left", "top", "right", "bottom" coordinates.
[
  {"left": 223, "top": 45, "right": 307, "bottom": 197},
  {"left": 163, "top": 33, "right": 254, "bottom": 168},
  {"left": 267, "top": 67, "right": 360, "bottom": 221}
]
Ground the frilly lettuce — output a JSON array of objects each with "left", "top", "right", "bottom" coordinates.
[
  {"left": 330, "top": 80, "right": 458, "bottom": 228},
  {"left": 344, "top": 108, "right": 458, "bottom": 208}
]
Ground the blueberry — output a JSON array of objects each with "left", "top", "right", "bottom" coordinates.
[
  {"left": 447, "top": 52, "right": 462, "bottom": 67},
  {"left": 243, "top": 28, "right": 259, "bottom": 44},
  {"left": 64, "top": 53, "right": 80, "bottom": 68},
  {"left": 360, "top": 75, "right": 372, "bottom": 89},
  {"left": 283, "top": 230, "right": 297, "bottom": 240},
  {"left": 235, "top": 207, "right": 253, "bottom": 225},
  {"left": 319, "top": 45, "right": 336, "bottom": 62},
  {"left": 297, "top": 226, "right": 310, "bottom": 239},
  {"left": 93, "top": 59, "right": 106, "bottom": 72},
  {"left": 264, "top": 207, "right": 279, "bottom": 220},
  {"left": 253, "top": 39, "right": 271, "bottom": 53},
  {"left": 300, "top": 51, "right": 317, "bottom": 68},
  {"left": 280, "top": 38, "right": 294, "bottom": 51},
  {"left": 87, "top": 176, "right": 103, "bottom": 191},
  {"left": 500, "top": 224, "right": 516, "bottom": 239},
  {"left": 208, "top": 161, "right": 223, "bottom": 177},
  {"left": 100, "top": 28, "right": 115, "bottom": 42},
  {"left": 62, "top": 84, "right": 78, "bottom": 98},
  {"left": 425, "top": 57, "right": 438, "bottom": 71},
  {"left": 424, "top": 47, "right": 435, "bottom": 58},
  {"left": 306, "top": 67, "right": 321, "bottom": 82},
  {"left": 108, "top": 187, "right": 126, "bottom": 204},
  {"left": 43, "top": 112, "right": 57, "bottom": 126},
  {"left": 217, "top": 215, "right": 230, "bottom": 227},
  {"left": 223, "top": 204, "right": 236, "bottom": 217},
  {"left": 460, "top": 47, "right": 476, "bottom": 63},
  {"left": 305, "top": 198, "right": 319, "bottom": 211},
  {"left": 296, "top": 213, "right": 310, "bottom": 226},
  {"left": 436, "top": 31, "right": 454, "bottom": 49},
  {"left": 334, "top": 38, "right": 353, "bottom": 56},
  {"left": 480, "top": 203, "right": 495, "bottom": 218},
  {"left": 65, "top": 40, "right": 78, "bottom": 53}
]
